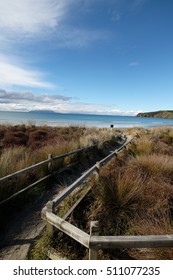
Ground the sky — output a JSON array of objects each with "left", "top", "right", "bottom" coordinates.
[{"left": 0, "top": 0, "right": 173, "bottom": 116}]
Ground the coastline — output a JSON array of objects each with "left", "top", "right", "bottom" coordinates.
[{"left": 1, "top": 111, "right": 173, "bottom": 128}]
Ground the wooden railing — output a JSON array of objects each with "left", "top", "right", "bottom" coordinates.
[
  {"left": 42, "top": 136, "right": 173, "bottom": 259},
  {"left": 0, "top": 145, "right": 95, "bottom": 206},
  {"left": 43, "top": 213, "right": 173, "bottom": 260},
  {"left": 0, "top": 134, "right": 127, "bottom": 206},
  {"left": 42, "top": 136, "right": 173, "bottom": 260}
]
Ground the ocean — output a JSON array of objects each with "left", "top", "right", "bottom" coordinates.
[{"left": 0, "top": 110, "right": 173, "bottom": 128}]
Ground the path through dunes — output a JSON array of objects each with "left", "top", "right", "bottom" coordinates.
[{"left": 0, "top": 135, "right": 127, "bottom": 260}]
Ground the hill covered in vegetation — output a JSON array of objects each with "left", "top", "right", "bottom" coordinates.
[{"left": 137, "top": 110, "right": 173, "bottom": 119}]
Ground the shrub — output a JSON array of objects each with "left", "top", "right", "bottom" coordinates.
[{"left": 3, "top": 131, "right": 28, "bottom": 147}]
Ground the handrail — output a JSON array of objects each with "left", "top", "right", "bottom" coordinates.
[
  {"left": 0, "top": 158, "right": 50, "bottom": 184},
  {"left": 89, "top": 235, "right": 173, "bottom": 249},
  {"left": 42, "top": 135, "right": 173, "bottom": 259},
  {"left": 52, "top": 137, "right": 132, "bottom": 208},
  {"left": 53, "top": 165, "right": 96, "bottom": 207},
  {"left": 0, "top": 146, "right": 91, "bottom": 184},
  {"left": 46, "top": 211, "right": 89, "bottom": 248},
  {"left": 0, "top": 135, "right": 129, "bottom": 184},
  {"left": 0, "top": 134, "right": 128, "bottom": 206},
  {"left": 0, "top": 163, "right": 75, "bottom": 207}
]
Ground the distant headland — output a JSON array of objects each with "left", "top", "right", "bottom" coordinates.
[
  {"left": 137, "top": 110, "right": 173, "bottom": 119},
  {"left": 28, "top": 110, "right": 57, "bottom": 114}
]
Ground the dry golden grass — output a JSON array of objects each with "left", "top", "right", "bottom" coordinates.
[
  {"left": 0, "top": 146, "right": 32, "bottom": 178},
  {"left": 128, "top": 154, "right": 173, "bottom": 181},
  {"left": 29, "top": 126, "right": 173, "bottom": 260},
  {"left": 0, "top": 124, "right": 122, "bottom": 202},
  {"left": 86, "top": 128, "right": 173, "bottom": 259},
  {"left": 130, "top": 136, "right": 153, "bottom": 155}
]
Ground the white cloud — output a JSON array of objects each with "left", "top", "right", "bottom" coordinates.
[
  {"left": 0, "top": 0, "right": 71, "bottom": 36},
  {"left": 0, "top": 0, "right": 111, "bottom": 48},
  {"left": 0, "top": 88, "right": 139, "bottom": 116},
  {"left": 0, "top": 55, "right": 54, "bottom": 88},
  {"left": 0, "top": 103, "right": 28, "bottom": 112}
]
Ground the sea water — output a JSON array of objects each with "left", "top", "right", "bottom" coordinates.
[{"left": 0, "top": 111, "right": 173, "bottom": 128}]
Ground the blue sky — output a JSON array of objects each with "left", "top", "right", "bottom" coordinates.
[{"left": 0, "top": 0, "right": 173, "bottom": 115}]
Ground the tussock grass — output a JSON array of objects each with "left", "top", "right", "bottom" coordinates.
[
  {"left": 128, "top": 154, "right": 173, "bottom": 180},
  {"left": 130, "top": 136, "right": 153, "bottom": 156},
  {"left": 87, "top": 163, "right": 146, "bottom": 236},
  {"left": 96, "top": 168, "right": 145, "bottom": 210},
  {"left": 30, "top": 126, "right": 173, "bottom": 260},
  {"left": 85, "top": 128, "right": 173, "bottom": 259}
]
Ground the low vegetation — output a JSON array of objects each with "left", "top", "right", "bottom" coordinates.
[
  {"left": 2, "top": 124, "right": 173, "bottom": 260},
  {"left": 0, "top": 123, "right": 122, "bottom": 202},
  {"left": 137, "top": 110, "right": 173, "bottom": 119},
  {"left": 32, "top": 126, "right": 173, "bottom": 260}
]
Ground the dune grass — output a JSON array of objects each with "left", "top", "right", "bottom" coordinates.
[
  {"left": 81, "top": 127, "right": 173, "bottom": 259},
  {"left": 0, "top": 124, "right": 122, "bottom": 202},
  {"left": 28, "top": 126, "right": 173, "bottom": 260},
  {"left": 3, "top": 125, "right": 173, "bottom": 259}
]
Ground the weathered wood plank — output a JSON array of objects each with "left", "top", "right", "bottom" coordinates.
[
  {"left": 89, "top": 221, "right": 99, "bottom": 260},
  {"left": 0, "top": 158, "right": 50, "bottom": 183},
  {"left": 0, "top": 174, "right": 52, "bottom": 206},
  {"left": 99, "top": 152, "right": 116, "bottom": 167},
  {"left": 0, "top": 147, "right": 89, "bottom": 183},
  {"left": 0, "top": 163, "right": 76, "bottom": 206},
  {"left": 90, "top": 235, "right": 173, "bottom": 249},
  {"left": 52, "top": 137, "right": 133, "bottom": 208},
  {"left": 46, "top": 212, "right": 90, "bottom": 248},
  {"left": 99, "top": 137, "right": 133, "bottom": 167},
  {"left": 53, "top": 165, "right": 96, "bottom": 207}
]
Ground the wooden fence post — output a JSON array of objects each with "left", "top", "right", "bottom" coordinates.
[
  {"left": 95, "top": 162, "right": 100, "bottom": 180},
  {"left": 89, "top": 221, "right": 99, "bottom": 260},
  {"left": 48, "top": 154, "right": 53, "bottom": 173},
  {"left": 46, "top": 201, "right": 55, "bottom": 235},
  {"left": 114, "top": 151, "right": 118, "bottom": 164}
]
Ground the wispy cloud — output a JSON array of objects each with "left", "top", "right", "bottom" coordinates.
[
  {"left": 55, "top": 27, "right": 111, "bottom": 48},
  {"left": 0, "top": 1, "right": 112, "bottom": 90},
  {"left": 0, "top": 0, "right": 71, "bottom": 37},
  {"left": 0, "top": 55, "right": 54, "bottom": 89},
  {"left": 0, "top": 0, "right": 110, "bottom": 47},
  {"left": 128, "top": 61, "right": 140, "bottom": 67}
]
